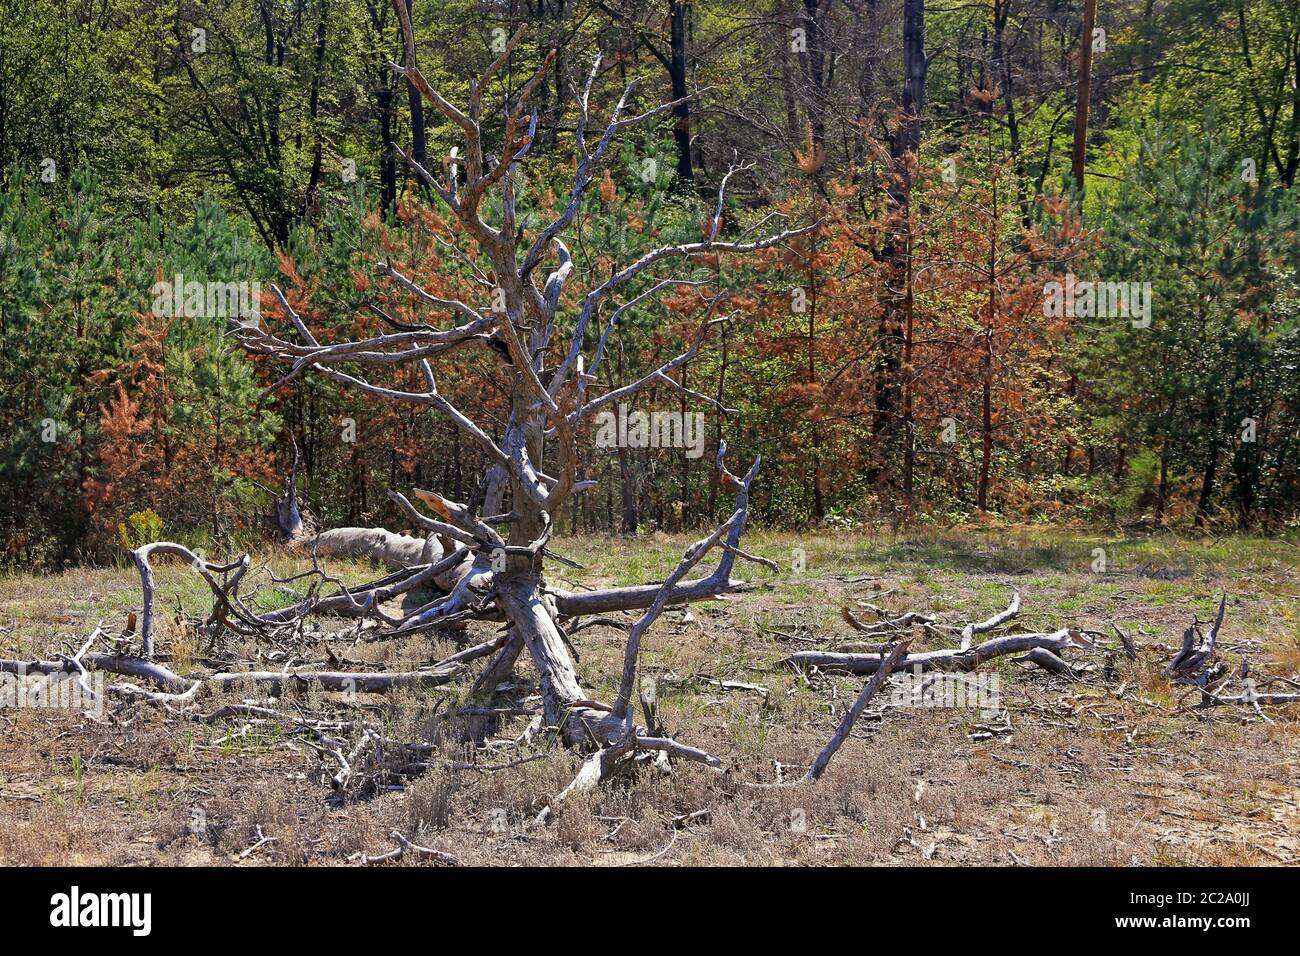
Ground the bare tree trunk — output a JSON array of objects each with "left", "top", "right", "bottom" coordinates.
[
  {"left": 807, "top": 256, "right": 826, "bottom": 520},
  {"left": 404, "top": 0, "right": 427, "bottom": 169},
  {"left": 1156, "top": 437, "right": 1170, "bottom": 521},
  {"left": 876, "top": 0, "right": 927, "bottom": 447},
  {"left": 852, "top": 0, "right": 882, "bottom": 172},
  {"left": 993, "top": 0, "right": 1030, "bottom": 225},
  {"left": 1196, "top": 432, "right": 1221, "bottom": 527},
  {"left": 668, "top": 0, "right": 695, "bottom": 186},
  {"left": 376, "top": 70, "right": 397, "bottom": 212},
  {"left": 617, "top": 444, "right": 638, "bottom": 534},
  {"left": 775, "top": 0, "right": 802, "bottom": 153},
  {"left": 978, "top": 329, "right": 993, "bottom": 513},
  {"left": 227, "top": 0, "right": 815, "bottom": 777},
  {"left": 901, "top": 236, "right": 916, "bottom": 511},
  {"left": 1071, "top": 0, "right": 1098, "bottom": 193},
  {"left": 706, "top": 325, "right": 728, "bottom": 515}
]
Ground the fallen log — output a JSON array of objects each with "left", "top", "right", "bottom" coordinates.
[
  {"left": 301, "top": 526, "right": 434, "bottom": 570},
  {"left": 354, "top": 830, "right": 460, "bottom": 866},
  {"left": 841, "top": 606, "right": 934, "bottom": 635},
  {"left": 0, "top": 633, "right": 506, "bottom": 703},
  {"left": 784, "top": 628, "right": 1090, "bottom": 675}
]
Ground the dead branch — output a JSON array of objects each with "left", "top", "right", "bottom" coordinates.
[
  {"left": 1166, "top": 594, "right": 1227, "bottom": 679},
  {"left": 132, "top": 542, "right": 259, "bottom": 658},
  {"left": 355, "top": 829, "right": 460, "bottom": 866},
  {"left": 785, "top": 629, "right": 1090, "bottom": 675},
  {"left": 960, "top": 589, "right": 1020, "bottom": 651},
  {"left": 0, "top": 633, "right": 505, "bottom": 704},
  {"left": 842, "top": 606, "right": 935, "bottom": 635},
  {"left": 805, "top": 639, "right": 911, "bottom": 781},
  {"left": 85, "top": 0, "right": 821, "bottom": 821}
]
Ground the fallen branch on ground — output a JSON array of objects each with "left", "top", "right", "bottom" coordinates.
[
  {"left": 805, "top": 639, "right": 911, "bottom": 781},
  {"left": 784, "top": 590, "right": 1078, "bottom": 677},
  {"left": 1158, "top": 597, "right": 1300, "bottom": 715},
  {"left": 0, "top": 632, "right": 506, "bottom": 704},
  {"left": 353, "top": 830, "right": 460, "bottom": 866},
  {"left": 784, "top": 628, "right": 1091, "bottom": 675}
]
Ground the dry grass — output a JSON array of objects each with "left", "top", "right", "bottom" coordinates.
[{"left": 1, "top": 527, "right": 1297, "bottom": 866}]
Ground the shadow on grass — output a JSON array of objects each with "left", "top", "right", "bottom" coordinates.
[{"left": 875, "top": 536, "right": 1078, "bottom": 575}]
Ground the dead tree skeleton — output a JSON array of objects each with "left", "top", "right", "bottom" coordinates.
[
  {"left": 3, "top": 6, "right": 1290, "bottom": 827},
  {"left": 227, "top": 5, "right": 815, "bottom": 767},
  {"left": 40, "top": 6, "right": 1284, "bottom": 810},
  {"left": 5, "top": 9, "right": 806, "bottom": 793}
]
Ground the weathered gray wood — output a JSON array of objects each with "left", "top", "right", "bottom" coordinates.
[
  {"left": 786, "top": 629, "right": 1088, "bottom": 675},
  {"left": 1165, "top": 593, "right": 1227, "bottom": 677},
  {"left": 302, "top": 526, "right": 440, "bottom": 572},
  {"left": 960, "top": 590, "right": 1020, "bottom": 651},
  {"left": 131, "top": 542, "right": 254, "bottom": 659},
  {"left": 805, "top": 639, "right": 911, "bottom": 781},
  {"left": 1017, "top": 647, "right": 1078, "bottom": 677},
  {"left": 106, "top": 3, "right": 814, "bottom": 796},
  {"left": 0, "top": 635, "right": 504, "bottom": 702}
]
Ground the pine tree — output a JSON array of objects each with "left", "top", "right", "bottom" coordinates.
[{"left": 1092, "top": 114, "right": 1300, "bottom": 525}]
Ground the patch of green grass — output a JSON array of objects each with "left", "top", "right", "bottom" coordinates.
[{"left": 1053, "top": 594, "right": 1090, "bottom": 612}]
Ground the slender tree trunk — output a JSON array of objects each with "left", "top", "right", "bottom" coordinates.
[
  {"left": 617, "top": 445, "right": 637, "bottom": 534},
  {"left": 993, "top": 0, "right": 1030, "bottom": 225},
  {"left": 853, "top": 0, "right": 882, "bottom": 172},
  {"left": 1196, "top": 429, "right": 1220, "bottom": 527},
  {"left": 876, "top": 0, "right": 927, "bottom": 444},
  {"left": 679, "top": 367, "right": 690, "bottom": 529},
  {"left": 1232, "top": 443, "right": 1256, "bottom": 528},
  {"left": 978, "top": 329, "right": 993, "bottom": 512},
  {"left": 901, "top": 229, "right": 916, "bottom": 511},
  {"left": 807, "top": 254, "right": 826, "bottom": 520},
  {"left": 668, "top": 1, "right": 695, "bottom": 186},
  {"left": 775, "top": 0, "right": 802, "bottom": 153},
  {"left": 377, "top": 72, "right": 397, "bottom": 212},
  {"left": 404, "top": 0, "right": 427, "bottom": 170},
  {"left": 798, "top": 0, "right": 831, "bottom": 164},
  {"left": 707, "top": 325, "right": 728, "bottom": 515},
  {"left": 1071, "top": 0, "right": 1098, "bottom": 193},
  {"left": 978, "top": 134, "right": 998, "bottom": 514}
]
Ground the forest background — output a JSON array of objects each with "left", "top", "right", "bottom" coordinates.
[{"left": 2, "top": 0, "right": 1298, "bottom": 568}]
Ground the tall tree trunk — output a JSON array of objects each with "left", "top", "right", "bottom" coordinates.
[
  {"left": 977, "top": 146, "right": 1001, "bottom": 514},
  {"left": 775, "top": 0, "right": 802, "bottom": 153},
  {"left": 616, "top": 446, "right": 637, "bottom": 533},
  {"left": 1071, "top": 0, "right": 1098, "bottom": 193},
  {"left": 679, "top": 367, "right": 690, "bottom": 529},
  {"left": 300, "top": 0, "right": 330, "bottom": 219},
  {"left": 798, "top": 0, "right": 831, "bottom": 163},
  {"left": 978, "top": 333, "right": 993, "bottom": 512},
  {"left": 807, "top": 252, "right": 826, "bottom": 520},
  {"left": 993, "top": 0, "right": 1030, "bottom": 225},
  {"left": 668, "top": 1, "right": 695, "bottom": 186},
  {"left": 901, "top": 229, "right": 916, "bottom": 511},
  {"left": 1196, "top": 429, "right": 1220, "bottom": 527},
  {"left": 706, "top": 324, "right": 728, "bottom": 516},
  {"left": 1232, "top": 442, "right": 1257, "bottom": 528},
  {"left": 377, "top": 72, "right": 397, "bottom": 212},
  {"left": 853, "top": 0, "right": 882, "bottom": 172},
  {"left": 404, "top": 0, "right": 427, "bottom": 170},
  {"left": 875, "top": 0, "right": 927, "bottom": 444}
]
